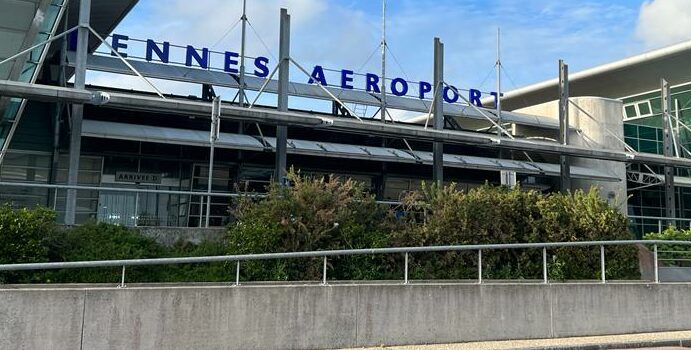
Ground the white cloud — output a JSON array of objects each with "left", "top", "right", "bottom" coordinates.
[{"left": 635, "top": 0, "right": 691, "bottom": 48}]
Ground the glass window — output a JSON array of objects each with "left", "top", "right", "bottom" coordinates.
[
  {"left": 638, "top": 102, "right": 652, "bottom": 116},
  {"left": 624, "top": 105, "right": 637, "bottom": 119}
]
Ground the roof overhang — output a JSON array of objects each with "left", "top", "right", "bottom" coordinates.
[
  {"left": 484, "top": 40, "right": 691, "bottom": 110},
  {"left": 82, "top": 119, "right": 621, "bottom": 182}
]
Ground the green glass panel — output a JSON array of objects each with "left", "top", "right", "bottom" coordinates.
[
  {"left": 624, "top": 105, "right": 637, "bottom": 119},
  {"left": 638, "top": 126, "right": 659, "bottom": 140},
  {"left": 638, "top": 102, "right": 651, "bottom": 115},
  {"left": 638, "top": 140, "right": 659, "bottom": 153}
]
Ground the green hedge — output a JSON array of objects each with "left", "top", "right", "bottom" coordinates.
[
  {"left": 1, "top": 172, "right": 640, "bottom": 284},
  {"left": 226, "top": 173, "right": 639, "bottom": 282},
  {"left": 0, "top": 204, "right": 55, "bottom": 283},
  {"left": 645, "top": 227, "right": 691, "bottom": 267}
]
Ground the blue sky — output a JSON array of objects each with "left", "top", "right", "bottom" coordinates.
[{"left": 89, "top": 0, "right": 691, "bottom": 115}]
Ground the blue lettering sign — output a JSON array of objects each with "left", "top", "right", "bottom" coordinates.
[
  {"left": 443, "top": 85, "right": 459, "bottom": 103},
  {"left": 92, "top": 33, "right": 495, "bottom": 107},
  {"left": 469, "top": 89, "right": 483, "bottom": 107},
  {"left": 145, "top": 39, "right": 169, "bottom": 63},
  {"left": 366, "top": 73, "right": 380, "bottom": 93},
  {"left": 68, "top": 31, "right": 77, "bottom": 51},
  {"left": 185, "top": 45, "right": 209, "bottom": 69},
  {"left": 254, "top": 56, "right": 270, "bottom": 77},
  {"left": 111, "top": 34, "right": 128, "bottom": 57},
  {"left": 224, "top": 51, "right": 240, "bottom": 74},
  {"left": 419, "top": 81, "right": 432, "bottom": 99},
  {"left": 391, "top": 78, "right": 408, "bottom": 97},
  {"left": 341, "top": 69, "right": 354, "bottom": 89},
  {"left": 308, "top": 65, "right": 328, "bottom": 86}
]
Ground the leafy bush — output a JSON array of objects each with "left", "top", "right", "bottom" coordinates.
[
  {"left": 0, "top": 173, "right": 642, "bottom": 284},
  {"left": 227, "top": 170, "right": 395, "bottom": 281},
  {"left": 45, "top": 222, "right": 167, "bottom": 283},
  {"left": 645, "top": 226, "right": 691, "bottom": 267},
  {"left": 393, "top": 183, "right": 638, "bottom": 280},
  {"left": 0, "top": 205, "right": 56, "bottom": 283}
]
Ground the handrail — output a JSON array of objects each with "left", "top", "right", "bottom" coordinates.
[
  {"left": 629, "top": 215, "right": 691, "bottom": 222},
  {"left": 1, "top": 240, "right": 690, "bottom": 287},
  {"left": 3, "top": 239, "right": 684, "bottom": 271}
]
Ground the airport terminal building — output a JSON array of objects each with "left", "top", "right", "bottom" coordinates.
[{"left": 1, "top": 0, "right": 691, "bottom": 235}]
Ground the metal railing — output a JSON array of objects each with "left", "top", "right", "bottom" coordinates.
[
  {"left": 0, "top": 181, "right": 401, "bottom": 227},
  {"left": 1, "top": 240, "right": 690, "bottom": 288},
  {"left": 629, "top": 215, "right": 691, "bottom": 236}
]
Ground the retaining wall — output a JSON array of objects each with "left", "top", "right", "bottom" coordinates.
[{"left": 2, "top": 283, "right": 691, "bottom": 350}]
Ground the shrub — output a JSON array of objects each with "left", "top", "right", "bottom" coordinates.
[
  {"left": 227, "top": 170, "right": 395, "bottom": 281},
  {"left": 645, "top": 226, "right": 691, "bottom": 267},
  {"left": 394, "top": 184, "right": 639, "bottom": 280},
  {"left": 45, "top": 222, "right": 167, "bottom": 283},
  {"left": 0, "top": 204, "right": 56, "bottom": 283}
]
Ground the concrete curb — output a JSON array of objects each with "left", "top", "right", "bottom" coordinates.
[{"left": 521, "top": 338, "right": 691, "bottom": 349}]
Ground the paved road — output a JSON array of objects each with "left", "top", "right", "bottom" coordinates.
[{"left": 343, "top": 330, "right": 691, "bottom": 350}]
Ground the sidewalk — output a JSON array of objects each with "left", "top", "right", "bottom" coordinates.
[{"left": 344, "top": 330, "right": 691, "bottom": 350}]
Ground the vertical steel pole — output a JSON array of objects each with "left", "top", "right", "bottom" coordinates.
[
  {"left": 235, "top": 261, "right": 240, "bottom": 286},
  {"left": 380, "top": 0, "right": 386, "bottom": 123},
  {"left": 662, "top": 79, "right": 676, "bottom": 225},
  {"left": 238, "top": 0, "right": 247, "bottom": 106},
  {"left": 653, "top": 244, "right": 659, "bottom": 283},
  {"left": 119, "top": 265, "right": 126, "bottom": 288},
  {"left": 198, "top": 195, "right": 203, "bottom": 228},
  {"left": 496, "top": 27, "right": 502, "bottom": 136},
  {"left": 675, "top": 99, "right": 681, "bottom": 157},
  {"left": 600, "top": 245, "right": 606, "bottom": 283},
  {"left": 658, "top": 219, "right": 663, "bottom": 233},
  {"left": 275, "top": 9, "right": 290, "bottom": 186},
  {"left": 478, "top": 249, "right": 483, "bottom": 284},
  {"left": 404, "top": 252, "right": 409, "bottom": 284},
  {"left": 322, "top": 256, "right": 327, "bottom": 285},
  {"left": 542, "top": 247, "right": 548, "bottom": 284},
  {"left": 558, "top": 60, "right": 570, "bottom": 193},
  {"left": 206, "top": 96, "right": 221, "bottom": 228},
  {"left": 65, "top": 0, "right": 91, "bottom": 225},
  {"left": 432, "top": 38, "right": 444, "bottom": 186}
]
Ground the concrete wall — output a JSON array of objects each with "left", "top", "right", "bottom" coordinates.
[
  {"left": 2, "top": 283, "right": 691, "bottom": 350},
  {"left": 515, "top": 97, "right": 627, "bottom": 212}
]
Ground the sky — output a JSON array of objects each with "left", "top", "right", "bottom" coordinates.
[{"left": 87, "top": 0, "right": 691, "bottom": 116}]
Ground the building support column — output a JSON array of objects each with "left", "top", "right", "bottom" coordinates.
[
  {"left": 432, "top": 37, "right": 444, "bottom": 186},
  {"left": 65, "top": 0, "right": 90, "bottom": 225},
  {"left": 558, "top": 60, "right": 570, "bottom": 193},
  {"left": 662, "top": 79, "right": 676, "bottom": 223},
  {"left": 274, "top": 8, "right": 290, "bottom": 186}
]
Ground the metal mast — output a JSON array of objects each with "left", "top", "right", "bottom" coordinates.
[
  {"left": 65, "top": 0, "right": 91, "bottom": 225},
  {"left": 380, "top": 0, "right": 387, "bottom": 122},
  {"left": 239, "top": 0, "right": 247, "bottom": 106},
  {"left": 496, "top": 27, "right": 502, "bottom": 136}
]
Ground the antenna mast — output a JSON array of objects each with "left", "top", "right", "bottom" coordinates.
[
  {"left": 496, "top": 27, "right": 502, "bottom": 137},
  {"left": 239, "top": 0, "right": 248, "bottom": 106},
  {"left": 380, "top": 0, "right": 387, "bottom": 122}
]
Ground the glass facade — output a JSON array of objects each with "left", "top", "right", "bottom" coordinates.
[{"left": 623, "top": 82, "right": 691, "bottom": 237}]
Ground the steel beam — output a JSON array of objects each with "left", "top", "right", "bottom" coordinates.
[
  {"left": 433, "top": 38, "right": 444, "bottom": 185},
  {"left": 662, "top": 79, "right": 676, "bottom": 223},
  {"left": 5, "top": 81, "right": 691, "bottom": 169},
  {"left": 275, "top": 9, "right": 290, "bottom": 186},
  {"left": 65, "top": 0, "right": 90, "bottom": 225},
  {"left": 206, "top": 96, "right": 221, "bottom": 227},
  {"left": 559, "top": 60, "right": 570, "bottom": 193}
]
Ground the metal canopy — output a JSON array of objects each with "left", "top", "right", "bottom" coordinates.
[
  {"left": 67, "top": 53, "right": 562, "bottom": 130},
  {"left": 81, "top": 119, "right": 620, "bottom": 182}
]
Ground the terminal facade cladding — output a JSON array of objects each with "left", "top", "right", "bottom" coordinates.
[{"left": 0, "top": 2, "right": 689, "bottom": 234}]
